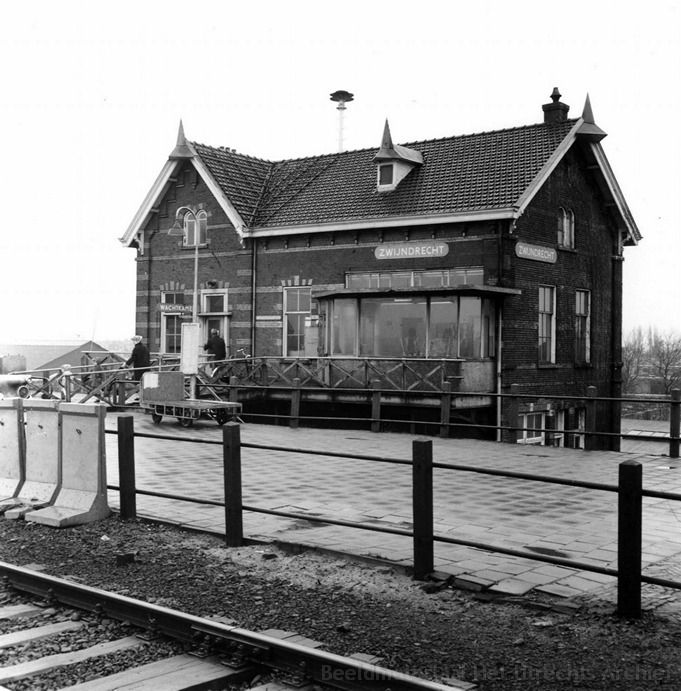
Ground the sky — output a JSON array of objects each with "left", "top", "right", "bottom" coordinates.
[{"left": 1, "top": 0, "right": 679, "bottom": 343}]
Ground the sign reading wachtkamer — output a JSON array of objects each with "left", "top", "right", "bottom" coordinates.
[{"left": 374, "top": 241, "right": 449, "bottom": 260}]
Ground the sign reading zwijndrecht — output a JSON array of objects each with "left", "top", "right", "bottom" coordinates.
[
  {"left": 515, "top": 242, "right": 557, "bottom": 264},
  {"left": 374, "top": 241, "right": 449, "bottom": 260}
]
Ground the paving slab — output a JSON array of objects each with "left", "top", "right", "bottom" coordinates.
[{"left": 103, "top": 411, "right": 681, "bottom": 618}]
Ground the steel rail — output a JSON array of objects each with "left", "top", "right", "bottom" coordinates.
[{"left": 0, "top": 561, "right": 468, "bottom": 691}]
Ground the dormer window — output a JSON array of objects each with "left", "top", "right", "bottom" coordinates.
[
  {"left": 378, "top": 164, "right": 394, "bottom": 186},
  {"left": 373, "top": 120, "right": 423, "bottom": 194}
]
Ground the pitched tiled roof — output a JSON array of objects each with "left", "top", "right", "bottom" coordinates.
[{"left": 193, "top": 119, "right": 578, "bottom": 230}]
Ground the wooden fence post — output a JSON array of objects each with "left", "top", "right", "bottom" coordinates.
[
  {"left": 117, "top": 415, "right": 137, "bottom": 519},
  {"left": 617, "top": 460, "right": 642, "bottom": 619},
  {"left": 440, "top": 382, "right": 452, "bottom": 439},
  {"left": 584, "top": 386, "right": 597, "bottom": 451},
  {"left": 223, "top": 423, "right": 243, "bottom": 547},
  {"left": 670, "top": 388, "right": 680, "bottom": 460},
  {"left": 290, "top": 378, "right": 301, "bottom": 429},
  {"left": 371, "top": 379, "right": 381, "bottom": 433},
  {"left": 413, "top": 439, "right": 434, "bottom": 580}
]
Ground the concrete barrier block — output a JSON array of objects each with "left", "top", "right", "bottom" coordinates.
[
  {"left": 27, "top": 402, "right": 110, "bottom": 528},
  {"left": 0, "top": 399, "right": 24, "bottom": 511},
  {"left": 4, "top": 400, "right": 60, "bottom": 520}
]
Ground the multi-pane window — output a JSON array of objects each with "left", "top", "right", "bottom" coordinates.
[
  {"left": 538, "top": 285, "right": 555, "bottom": 364},
  {"left": 325, "top": 295, "right": 495, "bottom": 359},
  {"left": 347, "top": 268, "right": 483, "bottom": 289},
  {"left": 284, "top": 287, "right": 311, "bottom": 356},
  {"left": 161, "top": 291, "right": 186, "bottom": 354},
  {"left": 558, "top": 207, "right": 575, "bottom": 248},
  {"left": 183, "top": 210, "right": 208, "bottom": 247},
  {"left": 517, "top": 412, "right": 545, "bottom": 444},
  {"left": 575, "top": 290, "right": 591, "bottom": 363}
]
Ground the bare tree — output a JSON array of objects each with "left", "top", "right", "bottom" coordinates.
[
  {"left": 622, "top": 327, "right": 646, "bottom": 393},
  {"left": 648, "top": 329, "right": 681, "bottom": 395}
]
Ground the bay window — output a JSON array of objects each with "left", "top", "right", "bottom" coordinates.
[{"left": 325, "top": 294, "right": 495, "bottom": 359}]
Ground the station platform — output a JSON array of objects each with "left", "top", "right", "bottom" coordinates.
[{"left": 104, "top": 411, "right": 681, "bottom": 618}]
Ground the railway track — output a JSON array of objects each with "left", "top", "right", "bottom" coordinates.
[{"left": 0, "top": 561, "right": 471, "bottom": 691}]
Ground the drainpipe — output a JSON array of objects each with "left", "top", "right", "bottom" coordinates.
[
  {"left": 496, "top": 305, "right": 503, "bottom": 442},
  {"left": 250, "top": 233, "right": 257, "bottom": 356},
  {"left": 611, "top": 233, "right": 624, "bottom": 452}
]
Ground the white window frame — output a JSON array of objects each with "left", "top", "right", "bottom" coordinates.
[
  {"left": 378, "top": 164, "right": 394, "bottom": 187},
  {"left": 160, "top": 291, "right": 187, "bottom": 355},
  {"left": 538, "top": 285, "right": 556, "bottom": 364},
  {"left": 283, "top": 287, "right": 312, "bottom": 357},
  {"left": 183, "top": 209, "right": 208, "bottom": 247},
  {"left": 517, "top": 412, "right": 545, "bottom": 445},
  {"left": 199, "top": 290, "right": 230, "bottom": 355}
]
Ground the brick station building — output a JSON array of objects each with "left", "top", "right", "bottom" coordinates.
[{"left": 121, "top": 89, "right": 640, "bottom": 448}]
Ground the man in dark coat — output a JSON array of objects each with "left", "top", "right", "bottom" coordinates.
[
  {"left": 204, "top": 329, "right": 227, "bottom": 362},
  {"left": 126, "top": 335, "right": 151, "bottom": 381}
]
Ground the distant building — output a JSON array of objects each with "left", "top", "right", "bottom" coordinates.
[
  {"left": 120, "top": 89, "right": 640, "bottom": 448},
  {"left": 0, "top": 341, "right": 124, "bottom": 373}
]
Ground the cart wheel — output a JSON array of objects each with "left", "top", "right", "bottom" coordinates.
[
  {"left": 215, "top": 409, "right": 229, "bottom": 426},
  {"left": 151, "top": 413, "right": 162, "bottom": 424},
  {"left": 178, "top": 417, "right": 193, "bottom": 428}
]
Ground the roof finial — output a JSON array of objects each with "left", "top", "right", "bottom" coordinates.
[
  {"left": 381, "top": 119, "right": 394, "bottom": 150},
  {"left": 582, "top": 94, "right": 595, "bottom": 124},
  {"left": 169, "top": 120, "right": 194, "bottom": 160}
]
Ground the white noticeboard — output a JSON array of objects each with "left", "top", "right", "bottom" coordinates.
[{"left": 180, "top": 322, "right": 201, "bottom": 375}]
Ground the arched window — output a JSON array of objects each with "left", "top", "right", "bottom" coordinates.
[
  {"left": 183, "top": 210, "right": 208, "bottom": 247},
  {"left": 557, "top": 207, "right": 575, "bottom": 248}
]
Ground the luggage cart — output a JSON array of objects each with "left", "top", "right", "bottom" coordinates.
[{"left": 139, "top": 371, "right": 241, "bottom": 428}]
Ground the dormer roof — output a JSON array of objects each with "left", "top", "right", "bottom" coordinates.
[{"left": 373, "top": 120, "right": 424, "bottom": 165}]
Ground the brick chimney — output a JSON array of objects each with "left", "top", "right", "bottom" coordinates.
[{"left": 542, "top": 87, "right": 570, "bottom": 123}]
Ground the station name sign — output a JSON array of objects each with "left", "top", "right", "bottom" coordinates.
[
  {"left": 515, "top": 242, "right": 557, "bottom": 264},
  {"left": 156, "top": 303, "right": 192, "bottom": 314},
  {"left": 375, "top": 241, "right": 449, "bottom": 260}
]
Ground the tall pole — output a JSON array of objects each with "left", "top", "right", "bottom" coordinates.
[
  {"left": 337, "top": 101, "right": 346, "bottom": 153},
  {"left": 190, "top": 212, "right": 199, "bottom": 399}
]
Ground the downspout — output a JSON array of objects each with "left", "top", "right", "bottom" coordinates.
[
  {"left": 250, "top": 234, "right": 257, "bottom": 356},
  {"left": 610, "top": 232, "right": 625, "bottom": 452},
  {"left": 496, "top": 305, "right": 503, "bottom": 442}
]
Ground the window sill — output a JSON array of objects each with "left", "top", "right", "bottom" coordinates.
[
  {"left": 537, "top": 363, "right": 558, "bottom": 369},
  {"left": 574, "top": 362, "right": 592, "bottom": 369},
  {"left": 557, "top": 245, "right": 577, "bottom": 253}
]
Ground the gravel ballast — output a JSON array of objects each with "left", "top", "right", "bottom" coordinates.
[{"left": 1, "top": 515, "right": 680, "bottom": 690}]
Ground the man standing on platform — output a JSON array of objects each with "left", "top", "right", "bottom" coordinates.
[{"left": 126, "top": 335, "right": 151, "bottom": 381}]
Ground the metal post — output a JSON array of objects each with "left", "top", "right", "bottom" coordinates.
[
  {"left": 507, "top": 383, "right": 519, "bottom": 444},
  {"left": 117, "top": 415, "right": 137, "bottom": 519},
  {"left": 617, "top": 460, "right": 642, "bottom": 619},
  {"left": 371, "top": 379, "right": 381, "bottom": 433},
  {"left": 62, "top": 371, "right": 72, "bottom": 402},
  {"left": 413, "top": 439, "right": 434, "bottom": 580},
  {"left": 440, "top": 381, "right": 452, "bottom": 439},
  {"left": 290, "top": 378, "right": 301, "bottom": 429},
  {"left": 229, "top": 376, "right": 239, "bottom": 403},
  {"left": 223, "top": 423, "right": 243, "bottom": 547},
  {"left": 584, "top": 386, "right": 597, "bottom": 451},
  {"left": 670, "top": 389, "right": 680, "bottom": 460}
]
